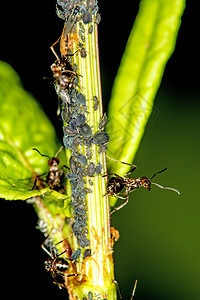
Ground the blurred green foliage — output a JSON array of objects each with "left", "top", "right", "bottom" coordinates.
[
  {"left": 112, "top": 86, "right": 200, "bottom": 300},
  {"left": 107, "top": 0, "right": 185, "bottom": 177}
]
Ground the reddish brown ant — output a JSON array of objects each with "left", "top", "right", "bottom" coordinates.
[
  {"left": 104, "top": 156, "right": 180, "bottom": 214},
  {"left": 42, "top": 238, "right": 83, "bottom": 289},
  {"left": 32, "top": 146, "right": 69, "bottom": 193},
  {"left": 50, "top": 46, "right": 78, "bottom": 91}
]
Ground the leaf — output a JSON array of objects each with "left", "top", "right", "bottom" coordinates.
[
  {"left": 107, "top": 0, "right": 185, "bottom": 176},
  {"left": 0, "top": 60, "right": 59, "bottom": 200}
]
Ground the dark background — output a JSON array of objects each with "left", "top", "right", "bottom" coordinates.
[{"left": 0, "top": 1, "right": 199, "bottom": 299}]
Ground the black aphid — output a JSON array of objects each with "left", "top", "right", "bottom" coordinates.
[
  {"left": 87, "top": 162, "right": 95, "bottom": 177},
  {"left": 73, "top": 207, "right": 86, "bottom": 215},
  {"left": 76, "top": 153, "right": 88, "bottom": 165},
  {"left": 95, "top": 163, "right": 103, "bottom": 175},
  {"left": 91, "top": 132, "right": 109, "bottom": 145},
  {"left": 71, "top": 248, "right": 81, "bottom": 261},
  {"left": 99, "top": 113, "right": 108, "bottom": 130},
  {"left": 76, "top": 114, "right": 86, "bottom": 125},
  {"left": 83, "top": 248, "right": 92, "bottom": 259},
  {"left": 80, "top": 123, "right": 92, "bottom": 138},
  {"left": 69, "top": 119, "right": 77, "bottom": 131},
  {"left": 88, "top": 291, "right": 93, "bottom": 300},
  {"left": 74, "top": 216, "right": 87, "bottom": 227},
  {"left": 87, "top": 0, "right": 97, "bottom": 9},
  {"left": 93, "top": 95, "right": 99, "bottom": 111},
  {"left": 76, "top": 92, "right": 86, "bottom": 105},
  {"left": 66, "top": 173, "right": 79, "bottom": 180},
  {"left": 80, "top": 47, "right": 87, "bottom": 58},
  {"left": 88, "top": 25, "right": 93, "bottom": 34}
]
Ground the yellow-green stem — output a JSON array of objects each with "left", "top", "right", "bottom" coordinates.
[{"left": 64, "top": 11, "right": 117, "bottom": 300}]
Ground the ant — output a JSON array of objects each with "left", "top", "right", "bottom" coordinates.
[
  {"left": 104, "top": 156, "right": 180, "bottom": 214},
  {"left": 50, "top": 46, "right": 78, "bottom": 91},
  {"left": 32, "top": 146, "right": 69, "bottom": 193},
  {"left": 42, "top": 238, "right": 82, "bottom": 289}
]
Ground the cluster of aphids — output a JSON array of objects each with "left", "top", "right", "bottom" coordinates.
[{"left": 49, "top": 0, "right": 108, "bottom": 249}]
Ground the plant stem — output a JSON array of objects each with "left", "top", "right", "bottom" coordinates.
[{"left": 58, "top": 6, "right": 117, "bottom": 299}]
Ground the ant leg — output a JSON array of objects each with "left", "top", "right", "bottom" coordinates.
[
  {"left": 110, "top": 196, "right": 129, "bottom": 215},
  {"left": 106, "top": 154, "right": 137, "bottom": 169},
  {"left": 50, "top": 44, "right": 61, "bottom": 62},
  {"left": 102, "top": 173, "right": 123, "bottom": 178},
  {"left": 55, "top": 145, "right": 64, "bottom": 158},
  {"left": 124, "top": 166, "right": 137, "bottom": 177},
  {"left": 41, "top": 242, "right": 52, "bottom": 258},
  {"left": 113, "top": 280, "right": 123, "bottom": 300},
  {"left": 30, "top": 178, "right": 37, "bottom": 191}
]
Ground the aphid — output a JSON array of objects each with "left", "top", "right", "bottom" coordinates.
[
  {"left": 87, "top": 162, "right": 95, "bottom": 177},
  {"left": 82, "top": 10, "right": 92, "bottom": 24},
  {"left": 91, "top": 132, "right": 109, "bottom": 145},
  {"left": 63, "top": 135, "right": 75, "bottom": 149},
  {"left": 80, "top": 123, "right": 92, "bottom": 138},
  {"left": 93, "top": 95, "right": 99, "bottom": 111},
  {"left": 86, "top": 147, "right": 92, "bottom": 159},
  {"left": 32, "top": 147, "right": 68, "bottom": 193},
  {"left": 69, "top": 118, "right": 77, "bottom": 130},
  {"left": 76, "top": 92, "right": 86, "bottom": 105},
  {"left": 71, "top": 248, "right": 81, "bottom": 261},
  {"left": 95, "top": 13, "right": 101, "bottom": 25},
  {"left": 66, "top": 172, "right": 79, "bottom": 180},
  {"left": 83, "top": 248, "right": 92, "bottom": 259},
  {"left": 73, "top": 207, "right": 87, "bottom": 216},
  {"left": 80, "top": 47, "right": 87, "bottom": 58},
  {"left": 88, "top": 179, "right": 93, "bottom": 186},
  {"left": 87, "top": 291, "right": 93, "bottom": 300},
  {"left": 76, "top": 153, "right": 88, "bottom": 166},
  {"left": 76, "top": 113, "right": 86, "bottom": 125},
  {"left": 87, "top": 0, "right": 97, "bottom": 9},
  {"left": 104, "top": 156, "right": 180, "bottom": 213},
  {"left": 78, "top": 233, "right": 90, "bottom": 247},
  {"left": 81, "top": 35, "right": 85, "bottom": 43},
  {"left": 63, "top": 125, "right": 78, "bottom": 136},
  {"left": 74, "top": 216, "right": 87, "bottom": 227},
  {"left": 95, "top": 163, "right": 103, "bottom": 175},
  {"left": 99, "top": 113, "right": 108, "bottom": 130},
  {"left": 88, "top": 25, "right": 93, "bottom": 34},
  {"left": 98, "top": 144, "right": 108, "bottom": 154}
]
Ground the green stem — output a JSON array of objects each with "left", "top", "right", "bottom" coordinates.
[{"left": 61, "top": 8, "right": 117, "bottom": 300}]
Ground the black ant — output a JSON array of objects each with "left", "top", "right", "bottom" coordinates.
[
  {"left": 32, "top": 146, "right": 69, "bottom": 193},
  {"left": 104, "top": 156, "right": 180, "bottom": 214},
  {"left": 42, "top": 239, "right": 82, "bottom": 289}
]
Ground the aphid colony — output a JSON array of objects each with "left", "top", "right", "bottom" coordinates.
[{"left": 48, "top": 0, "right": 106, "bottom": 251}]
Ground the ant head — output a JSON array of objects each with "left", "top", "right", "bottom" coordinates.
[
  {"left": 48, "top": 157, "right": 60, "bottom": 166},
  {"left": 44, "top": 259, "right": 52, "bottom": 272},
  {"left": 140, "top": 168, "right": 167, "bottom": 191},
  {"left": 140, "top": 177, "right": 151, "bottom": 191}
]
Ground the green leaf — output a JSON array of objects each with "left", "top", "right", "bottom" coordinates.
[
  {"left": 0, "top": 60, "right": 59, "bottom": 200},
  {"left": 107, "top": 0, "right": 185, "bottom": 176}
]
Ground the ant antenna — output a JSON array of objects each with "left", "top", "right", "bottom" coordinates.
[
  {"left": 150, "top": 167, "right": 167, "bottom": 180},
  {"left": 130, "top": 280, "right": 138, "bottom": 300},
  {"left": 55, "top": 146, "right": 64, "bottom": 158},
  {"left": 150, "top": 167, "right": 180, "bottom": 195},
  {"left": 32, "top": 148, "right": 50, "bottom": 159},
  {"left": 151, "top": 182, "right": 180, "bottom": 195}
]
